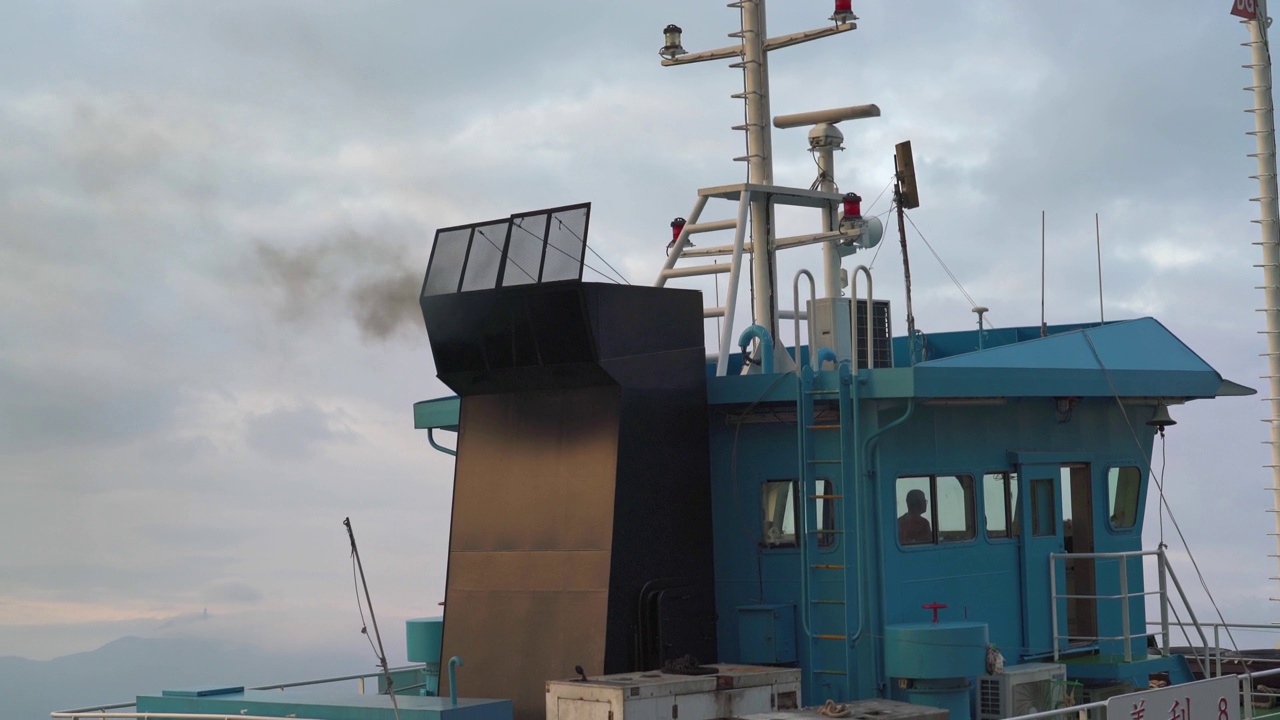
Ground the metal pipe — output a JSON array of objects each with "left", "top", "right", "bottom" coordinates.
[
  {"left": 448, "top": 656, "right": 464, "bottom": 706},
  {"left": 813, "top": 132, "right": 841, "bottom": 297},
  {"left": 655, "top": 195, "right": 708, "bottom": 287},
  {"left": 1050, "top": 554, "right": 1060, "bottom": 661},
  {"left": 793, "top": 269, "right": 816, "bottom": 373},
  {"left": 737, "top": 324, "right": 774, "bottom": 374},
  {"left": 849, "top": 266, "right": 873, "bottom": 375},
  {"left": 1158, "top": 546, "right": 1170, "bottom": 656},
  {"left": 716, "top": 192, "right": 752, "bottom": 376},
  {"left": 1120, "top": 554, "right": 1131, "bottom": 662},
  {"left": 862, "top": 397, "right": 917, "bottom": 693},
  {"left": 741, "top": 0, "right": 780, "bottom": 367},
  {"left": 427, "top": 429, "right": 456, "bottom": 457},
  {"left": 1244, "top": 0, "right": 1280, "bottom": 612}
]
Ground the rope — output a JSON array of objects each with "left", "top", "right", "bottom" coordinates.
[
  {"left": 818, "top": 700, "right": 852, "bottom": 718},
  {"left": 1079, "top": 330, "right": 1240, "bottom": 653},
  {"left": 902, "top": 211, "right": 994, "bottom": 329}
]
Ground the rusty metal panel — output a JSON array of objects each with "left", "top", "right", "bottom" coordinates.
[
  {"left": 442, "top": 386, "right": 621, "bottom": 720},
  {"left": 450, "top": 389, "right": 620, "bottom": 552}
]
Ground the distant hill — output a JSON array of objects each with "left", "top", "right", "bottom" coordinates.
[{"left": 2, "top": 636, "right": 371, "bottom": 720}]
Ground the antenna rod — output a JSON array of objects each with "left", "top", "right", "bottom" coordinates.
[
  {"left": 1040, "top": 210, "right": 1047, "bottom": 337},
  {"left": 1095, "top": 213, "right": 1105, "bottom": 323},
  {"left": 894, "top": 155, "right": 917, "bottom": 364},
  {"left": 344, "top": 517, "right": 401, "bottom": 720}
]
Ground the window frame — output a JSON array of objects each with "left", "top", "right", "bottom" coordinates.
[
  {"left": 761, "top": 478, "right": 836, "bottom": 549},
  {"left": 895, "top": 473, "right": 977, "bottom": 548},
  {"left": 982, "top": 471, "right": 1019, "bottom": 540}
]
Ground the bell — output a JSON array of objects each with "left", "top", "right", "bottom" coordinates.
[{"left": 1147, "top": 402, "right": 1177, "bottom": 429}]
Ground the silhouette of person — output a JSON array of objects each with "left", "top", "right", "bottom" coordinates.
[{"left": 898, "top": 488, "right": 932, "bottom": 545}]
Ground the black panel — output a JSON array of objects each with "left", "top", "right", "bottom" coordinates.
[{"left": 428, "top": 279, "right": 717, "bottom": 719}]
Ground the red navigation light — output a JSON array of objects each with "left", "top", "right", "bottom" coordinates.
[
  {"left": 671, "top": 217, "right": 687, "bottom": 243},
  {"left": 831, "top": 0, "right": 855, "bottom": 24},
  {"left": 842, "top": 193, "right": 862, "bottom": 220}
]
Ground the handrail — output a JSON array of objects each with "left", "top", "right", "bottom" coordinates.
[
  {"left": 848, "top": 265, "right": 873, "bottom": 375},
  {"left": 54, "top": 664, "right": 430, "bottom": 717},
  {"left": 792, "top": 269, "right": 816, "bottom": 374},
  {"left": 52, "top": 707, "right": 332, "bottom": 712},
  {"left": 1048, "top": 548, "right": 1209, "bottom": 664}
]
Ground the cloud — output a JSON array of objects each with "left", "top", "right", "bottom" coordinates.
[{"left": 243, "top": 402, "right": 359, "bottom": 460}]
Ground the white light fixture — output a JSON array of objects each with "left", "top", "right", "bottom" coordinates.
[{"left": 660, "top": 24, "right": 687, "bottom": 60}]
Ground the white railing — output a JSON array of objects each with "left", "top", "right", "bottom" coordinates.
[
  {"left": 1004, "top": 666, "right": 1280, "bottom": 720},
  {"left": 51, "top": 664, "right": 429, "bottom": 719},
  {"left": 1049, "top": 548, "right": 1207, "bottom": 662}
]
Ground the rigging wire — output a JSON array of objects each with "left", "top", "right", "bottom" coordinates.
[
  {"left": 555, "top": 217, "right": 632, "bottom": 285},
  {"left": 1079, "top": 331, "right": 1240, "bottom": 653},
  {"left": 508, "top": 218, "right": 629, "bottom": 285},
  {"left": 476, "top": 228, "right": 535, "bottom": 283},
  {"left": 902, "top": 211, "right": 994, "bottom": 330}
]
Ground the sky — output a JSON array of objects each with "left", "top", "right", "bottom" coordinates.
[{"left": 1, "top": 0, "right": 1278, "bottom": 674}]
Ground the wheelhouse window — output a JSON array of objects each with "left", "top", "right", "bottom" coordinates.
[
  {"left": 896, "top": 474, "right": 975, "bottom": 546},
  {"left": 983, "top": 471, "right": 1019, "bottom": 539},
  {"left": 1107, "top": 466, "right": 1142, "bottom": 529},
  {"left": 1030, "top": 476, "right": 1056, "bottom": 537},
  {"left": 762, "top": 479, "right": 835, "bottom": 547}
]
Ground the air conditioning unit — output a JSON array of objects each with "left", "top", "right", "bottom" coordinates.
[
  {"left": 1078, "top": 682, "right": 1133, "bottom": 720},
  {"left": 977, "top": 663, "right": 1068, "bottom": 720}
]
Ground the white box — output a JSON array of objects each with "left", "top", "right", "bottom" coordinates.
[{"left": 546, "top": 665, "right": 801, "bottom": 720}]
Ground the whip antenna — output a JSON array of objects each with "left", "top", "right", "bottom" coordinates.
[{"left": 345, "top": 517, "right": 401, "bottom": 720}]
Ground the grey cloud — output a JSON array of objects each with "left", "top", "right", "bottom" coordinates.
[
  {"left": 244, "top": 402, "right": 358, "bottom": 460},
  {"left": 203, "top": 579, "right": 265, "bottom": 605}
]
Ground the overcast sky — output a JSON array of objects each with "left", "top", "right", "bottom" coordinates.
[{"left": 2, "top": 0, "right": 1277, "bottom": 669}]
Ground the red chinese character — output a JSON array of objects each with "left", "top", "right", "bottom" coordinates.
[
  {"left": 1131, "top": 699, "right": 1147, "bottom": 720},
  {"left": 1169, "top": 698, "right": 1190, "bottom": 720}
]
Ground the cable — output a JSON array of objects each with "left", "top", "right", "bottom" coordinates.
[
  {"left": 351, "top": 553, "right": 380, "bottom": 659},
  {"left": 508, "top": 218, "right": 627, "bottom": 285},
  {"left": 555, "top": 217, "right": 631, "bottom": 285},
  {"left": 1080, "top": 330, "right": 1240, "bottom": 653},
  {"left": 476, "top": 228, "right": 535, "bottom": 283},
  {"left": 902, "top": 211, "right": 995, "bottom": 330}
]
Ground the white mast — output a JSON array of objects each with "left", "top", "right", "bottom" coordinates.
[
  {"left": 1240, "top": 0, "right": 1280, "bottom": 600},
  {"left": 658, "top": 3, "right": 856, "bottom": 371}
]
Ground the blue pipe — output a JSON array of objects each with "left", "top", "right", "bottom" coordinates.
[
  {"left": 860, "top": 398, "right": 916, "bottom": 694},
  {"left": 815, "top": 346, "right": 837, "bottom": 370},
  {"left": 448, "top": 656, "right": 464, "bottom": 705},
  {"left": 737, "top": 324, "right": 774, "bottom": 374},
  {"left": 428, "top": 429, "right": 457, "bottom": 457}
]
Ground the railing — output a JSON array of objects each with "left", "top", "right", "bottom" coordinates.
[
  {"left": 1004, "top": 666, "right": 1280, "bottom": 720},
  {"left": 51, "top": 664, "right": 429, "bottom": 720},
  {"left": 1049, "top": 547, "right": 1208, "bottom": 663}
]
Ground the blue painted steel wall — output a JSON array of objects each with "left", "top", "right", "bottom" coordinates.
[{"left": 706, "top": 382, "right": 1154, "bottom": 704}]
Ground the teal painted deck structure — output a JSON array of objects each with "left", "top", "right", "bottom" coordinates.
[{"left": 137, "top": 688, "right": 512, "bottom": 720}]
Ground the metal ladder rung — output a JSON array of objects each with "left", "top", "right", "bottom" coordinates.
[
  {"left": 810, "top": 494, "right": 843, "bottom": 500},
  {"left": 806, "top": 389, "right": 840, "bottom": 396},
  {"left": 812, "top": 599, "right": 846, "bottom": 605},
  {"left": 813, "top": 670, "right": 849, "bottom": 676},
  {"left": 808, "top": 458, "right": 841, "bottom": 464},
  {"left": 814, "top": 634, "right": 847, "bottom": 641},
  {"left": 808, "top": 424, "right": 841, "bottom": 430},
  {"left": 811, "top": 564, "right": 844, "bottom": 570},
  {"left": 812, "top": 529, "right": 843, "bottom": 534}
]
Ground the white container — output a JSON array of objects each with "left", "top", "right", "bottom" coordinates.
[{"left": 546, "top": 665, "right": 801, "bottom": 720}]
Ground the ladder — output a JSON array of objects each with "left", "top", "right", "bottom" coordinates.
[{"left": 796, "top": 357, "right": 855, "bottom": 701}]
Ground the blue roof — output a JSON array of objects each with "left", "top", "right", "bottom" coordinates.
[{"left": 864, "top": 317, "right": 1253, "bottom": 400}]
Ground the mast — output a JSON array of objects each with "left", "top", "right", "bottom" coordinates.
[
  {"left": 741, "top": 0, "right": 779, "bottom": 349},
  {"left": 658, "top": 3, "right": 855, "bottom": 371},
  {"left": 1240, "top": 0, "right": 1280, "bottom": 600}
]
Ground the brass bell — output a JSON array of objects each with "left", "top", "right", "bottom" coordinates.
[{"left": 1147, "top": 402, "right": 1176, "bottom": 430}]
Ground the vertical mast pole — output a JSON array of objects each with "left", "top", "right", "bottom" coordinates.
[
  {"left": 815, "top": 134, "right": 842, "bottom": 297},
  {"left": 742, "top": 0, "right": 780, "bottom": 361},
  {"left": 1245, "top": 0, "right": 1280, "bottom": 600}
]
